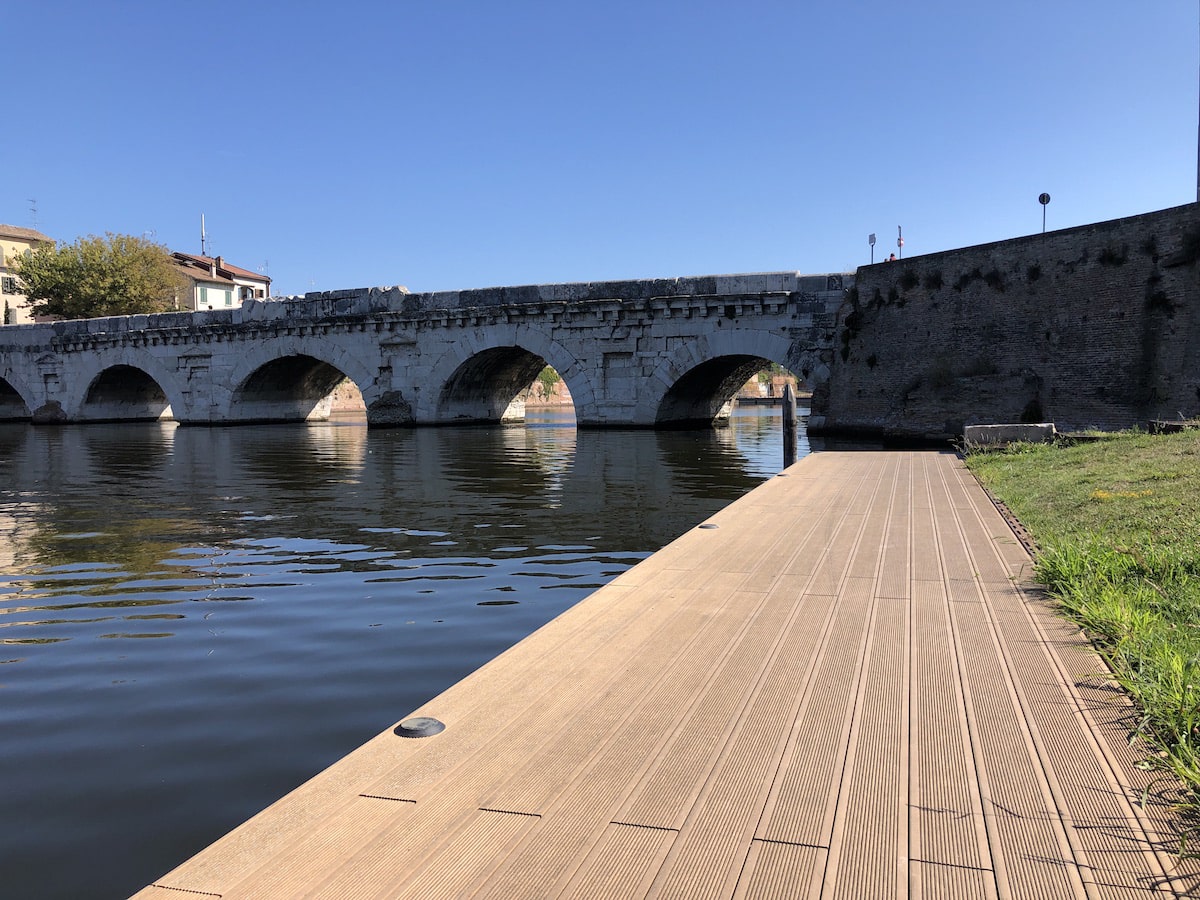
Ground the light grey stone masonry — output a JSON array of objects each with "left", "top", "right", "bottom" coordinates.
[{"left": 0, "top": 272, "right": 851, "bottom": 427}]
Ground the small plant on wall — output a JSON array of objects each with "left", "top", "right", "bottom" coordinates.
[{"left": 536, "top": 365, "right": 560, "bottom": 399}]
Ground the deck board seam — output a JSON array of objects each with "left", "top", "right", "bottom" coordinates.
[
  {"left": 146, "top": 885, "right": 223, "bottom": 898},
  {"left": 609, "top": 821, "right": 680, "bottom": 833},
  {"left": 751, "top": 837, "right": 828, "bottom": 850}
]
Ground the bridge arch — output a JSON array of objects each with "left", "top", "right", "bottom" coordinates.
[
  {"left": 421, "top": 325, "right": 596, "bottom": 425},
  {"left": 641, "top": 330, "right": 818, "bottom": 427},
  {"left": 224, "top": 337, "right": 385, "bottom": 425},
  {"left": 64, "top": 353, "right": 186, "bottom": 423},
  {"left": 0, "top": 371, "right": 34, "bottom": 421}
]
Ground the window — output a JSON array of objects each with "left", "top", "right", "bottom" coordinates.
[
  {"left": 1, "top": 276, "right": 18, "bottom": 294},
  {"left": 224, "top": 290, "right": 232, "bottom": 307}
]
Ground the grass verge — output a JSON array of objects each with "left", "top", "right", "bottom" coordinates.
[{"left": 966, "top": 431, "right": 1200, "bottom": 847}]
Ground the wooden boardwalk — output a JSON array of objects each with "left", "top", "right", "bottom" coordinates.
[{"left": 133, "top": 450, "right": 1200, "bottom": 899}]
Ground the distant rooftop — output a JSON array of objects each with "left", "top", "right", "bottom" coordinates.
[
  {"left": 0, "top": 224, "right": 53, "bottom": 244},
  {"left": 172, "top": 252, "right": 271, "bottom": 286}
]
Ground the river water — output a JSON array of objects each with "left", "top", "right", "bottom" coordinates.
[{"left": 0, "top": 407, "right": 809, "bottom": 899}]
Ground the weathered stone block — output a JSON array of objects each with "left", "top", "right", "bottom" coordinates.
[{"left": 964, "top": 423, "right": 1057, "bottom": 447}]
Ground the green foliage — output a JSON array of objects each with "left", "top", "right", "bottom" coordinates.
[
  {"left": 968, "top": 432, "right": 1200, "bottom": 833},
  {"left": 535, "top": 365, "right": 561, "bottom": 398},
  {"left": 8, "top": 233, "right": 187, "bottom": 320}
]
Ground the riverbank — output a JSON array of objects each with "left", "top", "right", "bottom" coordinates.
[{"left": 966, "top": 430, "right": 1200, "bottom": 839}]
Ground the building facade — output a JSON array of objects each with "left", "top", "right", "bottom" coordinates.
[
  {"left": 0, "top": 224, "right": 55, "bottom": 325},
  {"left": 172, "top": 252, "right": 272, "bottom": 311}
]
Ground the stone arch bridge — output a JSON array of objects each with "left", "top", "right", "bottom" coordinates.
[{"left": 0, "top": 272, "right": 849, "bottom": 428}]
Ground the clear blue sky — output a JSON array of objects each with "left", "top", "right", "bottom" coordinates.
[{"left": 6, "top": 1, "right": 1197, "bottom": 296}]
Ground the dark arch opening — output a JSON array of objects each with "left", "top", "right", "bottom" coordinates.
[
  {"left": 232, "top": 355, "right": 354, "bottom": 424},
  {"left": 438, "top": 347, "right": 576, "bottom": 425},
  {"left": 81, "top": 365, "right": 171, "bottom": 422},
  {"left": 0, "top": 377, "right": 31, "bottom": 421},
  {"left": 657, "top": 355, "right": 805, "bottom": 428}
]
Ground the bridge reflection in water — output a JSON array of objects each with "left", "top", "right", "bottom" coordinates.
[{"left": 0, "top": 407, "right": 807, "bottom": 900}]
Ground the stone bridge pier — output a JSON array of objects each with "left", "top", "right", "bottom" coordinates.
[{"left": 0, "top": 273, "right": 849, "bottom": 428}]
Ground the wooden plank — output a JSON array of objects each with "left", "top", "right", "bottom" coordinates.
[
  {"left": 909, "top": 582, "right": 994, "bottom": 895},
  {"left": 735, "top": 842, "right": 827, "bottom": 900},
  {"left": 909, "top": 462, "right": 995, "bottom": 895},
  {"left": 556, "top": 823, "right": 675, "bottom": 900},
  {"left": 929, "top": 456, "right": 1089, "bottom": 900}
]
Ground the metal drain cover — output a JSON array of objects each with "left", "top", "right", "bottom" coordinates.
[{"left": 394, "top": 717, "right": 446, "bottom": 738}]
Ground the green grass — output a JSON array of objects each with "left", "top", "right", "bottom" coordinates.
[{"left": 966, "top": 431, "right": 1200, "bottom": 845}]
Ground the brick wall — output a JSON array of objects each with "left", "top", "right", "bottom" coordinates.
[{"left": 811, "top": 203, "right": 1200, "bottom": 439}]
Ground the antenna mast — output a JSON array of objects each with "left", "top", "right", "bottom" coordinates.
[{"left": 201, "top": 213, "right": 208, "bottom": 255}]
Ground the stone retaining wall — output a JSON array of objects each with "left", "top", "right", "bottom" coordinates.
[{"left": 811, "top": 203, "right": 1200, "bottom": 439}]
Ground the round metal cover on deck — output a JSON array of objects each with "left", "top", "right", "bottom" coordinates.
[{"left": 394, "top": 717, "right": 445, "bottom": 738}]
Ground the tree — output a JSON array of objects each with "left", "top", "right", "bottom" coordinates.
[{"left": 8, "top": 233, "right": 187, "bottom": 320}]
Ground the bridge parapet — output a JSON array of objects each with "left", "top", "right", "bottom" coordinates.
[
  {"left": 283, "top": 271, "right": 846, "bottom": 313},
  {"left": 1, "top": 274, "right": 848, "bottom": 348}
]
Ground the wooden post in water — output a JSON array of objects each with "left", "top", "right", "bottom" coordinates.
[{"left": 782, "top": 383, "right": 797, "bottom": 469}]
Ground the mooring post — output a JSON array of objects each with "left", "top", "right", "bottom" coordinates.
[{"left": 782, "top": 382, "right": 797, "bottom": 469}]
